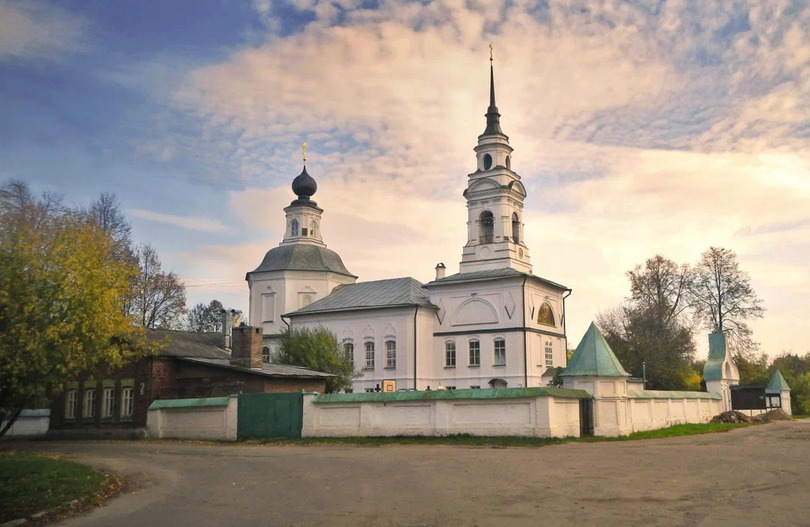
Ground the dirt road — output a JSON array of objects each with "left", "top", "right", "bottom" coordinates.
[{"left": 8, "top": 420, "right": 810, "bottom": 526}]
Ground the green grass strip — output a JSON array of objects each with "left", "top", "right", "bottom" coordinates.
[{"left": 0, "top": 451, "right": 108, "bottom": 523}]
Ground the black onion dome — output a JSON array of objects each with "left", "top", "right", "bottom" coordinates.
[{"left": 291, "top": 166, "right": 317, "bottom": 200}]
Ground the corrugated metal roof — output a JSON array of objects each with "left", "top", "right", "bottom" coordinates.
[
  {"left": 561, "top": 322, "right": 631, "bottom": 378},
  {"left": 313, "top": 386, "right": 591, "bottom": 403},
  {"left": 426, "top": 268, "right": 568, "bottom": 291},
  {"left": 288, "top": 277, "right": 436, "bottom": 316},
  {"left": 246, "top": 244, "right": 355, "bottom": 278},
  {"left": 766, "top": 369, "right": 791, "bottom": 392},
  {"left": 178, "top": 357, "right": 334, "bottom": 378},
  {"left": 147, "top": 330, "right": 230, "bottom": 360}
]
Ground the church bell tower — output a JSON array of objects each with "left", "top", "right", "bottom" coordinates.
[{"left": 459, "top": 50, "right": 532, "bottom": 274}]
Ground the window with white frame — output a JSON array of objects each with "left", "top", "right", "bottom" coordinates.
[
  {"left": 262, "top": 347, "right": 271, "bottom": 363},
  {"left": 65, "top": 389, "right": 77, "bottom": 419},
  {"left": 494, "top": 338, "right": 506, "bottom": 366},
  {"left": 469, "top": 340, "right": 480, "bottom": 366},
  {"left": 385, "top": 340, "right": 396, "bottom": 368},
  {"left": 343, "top": 341, "right": 354, "bottom": 366},
  {"left": 364, "top": 341, "right": 375, "bottom": 369},
  {"left": 445, "top": 341, "right": 456, "bottom": 367},
  {"left": 290, "top": 219, "right": 299, "bottom": 236},
  {"left": 102, "top": 388, "right": 115, "bottom": 418},
  {"left": 470, "top": 385, "right": 481, "bottom": 389},
  {"left": 121, "top": 387, "right": 134, "bottom": 418},
  {"left": 545, "top": 340, "right": 554, "bottom": 366},
  {"left": 83, "top": 388, "right": 96, "bottom": 418}
]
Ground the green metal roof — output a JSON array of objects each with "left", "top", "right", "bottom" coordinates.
[
  {"left": 426, "top": 267, "right": 569, "bottom": 292},
  {"left": 246, "top": 243, "right": 356, "bottom": 278},
  {"left": 312, "top": 387, "right": 591, "bottom": 404},
  {"left": 703, "top": 332, "right": 729, "bottom": 381},
  {"left": 627, "top": 390, "right": 721, "bottom": 400},
  {"left": 148, "top": 396, "right": 232, "bottom": 410},
  {"left": 766, "top": 369, "right": 791, "bottom": 392},
  {"left": 560, "top": 322, "right": 631, "bottom": 378}
]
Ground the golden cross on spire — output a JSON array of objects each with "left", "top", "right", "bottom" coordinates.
[
  {"left": 489, "top": 43, "right": 493, "bottom": 64},
  {"left": 301, "top": 142, "right": 308, "bottom": 165}
]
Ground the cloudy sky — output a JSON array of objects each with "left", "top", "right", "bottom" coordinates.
[{"left": 2, "top": 0, "right": 808, "bottom": 358}]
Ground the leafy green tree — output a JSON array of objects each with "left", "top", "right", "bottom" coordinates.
[
  {"left": 0, "top": 181, "right": 152, "bottom": 436},
  {"left": 128, "top": 244, "right": 187, "bottom": 329},
  {"left": 188, "top": 299, "right": 224, "bottom": 332},
  {"left": 274, "top": 326, "right": 356, "bottom": 393},
  {"left": 735, "top": 352, "right": 769, "bottom": 385},
  {"left": 597, "top": 255, "right": 696, "bottom": 390}
]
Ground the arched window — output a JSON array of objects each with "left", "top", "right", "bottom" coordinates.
[
  {"left": 262, "top": 346, "right": 271, "bottom": 363},
  {"left": 511, "top": 213, "right": 520, "bottom": 244},
  {"left": 538, "top": 302, "right": 555, "bottom": 327},
  {"left": 494, "top": 338, "right": 506, "bottom": 366},
  {"left": 385, "top": 340, "right": 396, "bottom": 368},
  {"left": 506, "top": 155, "right": 511, "bottom": 170},
  {"left": 290, "top": 219, "right": 299, "bottom": 237},
  {"left": 310, "top": 221, "right": 318, "bottom": 237},
  {"left": 483, "top": 153, "right": 493, "bottom": 170},
  {"left": 364, "top": 341, "right": 375, "bottom": 369},
  {"left": 343, "top": 341, "right": 354, "bottom": 366},
  {"left": 479, "top": 211, "right": 494, "bottom": 244},
  {"left": 469, "top": 340, "right": 480, "bottom": 366},
  {"left": 445, "top": 341, "right": 456, "bottom": 367}
]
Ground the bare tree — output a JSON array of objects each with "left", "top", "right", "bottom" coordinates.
[
  {"left": 129, "top": 244, "right": 187, "bottom": 329},
  {"left": 628, "top": 255, "right": 692, "bottom": 329},
  {"left": 87, "top": 192, "right": 133, "bottom": 262},
  {"left": 690, "top": 246, "right": 764, "bottom": 353}
]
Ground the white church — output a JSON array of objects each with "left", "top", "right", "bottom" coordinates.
[{"left": 246, "top": 61, "right": 572, "bottom": 392}]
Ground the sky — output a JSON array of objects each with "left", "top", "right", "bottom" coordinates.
[{"left": 2, "top": 0, "right": 808, "bottom": 359}]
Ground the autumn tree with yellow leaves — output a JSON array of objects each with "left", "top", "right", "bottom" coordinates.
[{"left": 0, "top": 182, "right": 153, "bottom": 436}]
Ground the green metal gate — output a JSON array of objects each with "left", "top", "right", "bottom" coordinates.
[{"left": 237, "top": 393, "right": 303, "bottom": 440}]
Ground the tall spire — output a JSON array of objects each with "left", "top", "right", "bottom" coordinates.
[{"left": 482, "top": 44, "right": 504, "bottom": 137}]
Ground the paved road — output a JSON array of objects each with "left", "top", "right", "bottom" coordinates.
[{"left": 8, "top": 421, "right": 810, "bottom": 526}]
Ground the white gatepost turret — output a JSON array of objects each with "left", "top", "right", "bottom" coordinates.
[{"left": 702, "top": 332, "right": 739, "bottom": 412}]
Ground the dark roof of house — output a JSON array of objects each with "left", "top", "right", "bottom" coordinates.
[
  {"left": 147, "top": 330, "right": 230, "bottom": 359},
  {"left": 288, "top": 277, "right": 436, "bottom": 316},
  {"left": 426, "top": 267, "right": 569, "bottom": 291},
  {"left": 178, "top": 357, "right": 333, "bottom": 378},
  {"left": 146, "top": 330, "right": 331, "bottom": 379},
  {"left": 246, "top": 244, "right": 356, "bottom": 278}
]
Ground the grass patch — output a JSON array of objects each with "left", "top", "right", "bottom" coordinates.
[
  {"left": 0, "top": 451, "right": 109, "bottom": 523},
  {"left": 242, "top": 422, "right": 753, "bottom": 448}
]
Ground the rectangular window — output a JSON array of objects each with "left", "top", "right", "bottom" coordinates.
[
  {"left": 262, "top": 293, "right": 275, "bottom": 322},
  {"left": 344, "top": 342, "right": 354, "bottom": 366},
  {"left": 445, "top": 341, "right": 456, "bottom": 367},
  {"left": 121, "top": 387, "right": 134, "bottom": 418},
  {"left": 364, "top": 341, "right": 375, "bottom": 369},
  {"left": 494, "top": 338, "right": 506, "bottom": 366},
  {"left": 83, "top": 388, "right": 96, "bottom": 418},
  {"left": 470, "top": 385, "right": 481, "bottom": 390},
  {"left": 102, "top": 388, "right": 115, "bottom": 418},
  {"left": 545, "top": 340, "right": 554, "bottom": 366},
  {"left": 385, "top": 340, "right": 396, "bottom": 368},
  {"left": 65, "top": 390, "right": 78, "bottom": 419},
  {"left": 469, "top": 341, "right": 480, "bottom": 366},
  {"left": 446, "top": 386, "right": 456, "bottom": 390},
  {"left": 364, "top": 388, "right": 375, "bottom": 393}
]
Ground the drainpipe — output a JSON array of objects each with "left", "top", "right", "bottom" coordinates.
[
  {"left": 413, "top": 306, "right": 419, "bottom": 390},
  {"left": 521, "top": 275, "right": 528, "bottom": 388},
  {"left": 562, "top": 289, "right": 572, "bottom": 366}
]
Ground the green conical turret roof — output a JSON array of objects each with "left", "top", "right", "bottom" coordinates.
[
  {"left": 766, "top": 369, "right": 790, "bottom": 393},
  {"left": 561, "top": 322, "right": 631, "bottom": 378}
]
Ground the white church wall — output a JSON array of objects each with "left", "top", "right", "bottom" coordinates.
[
  {"left": 301, "top": 390, "right": 583, "bottom": 438},
  {"left": 292, "top": 306, "right": 422, "bottom": 392}
]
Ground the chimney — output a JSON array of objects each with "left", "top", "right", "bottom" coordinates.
[
  {"left": 231, "top": 326, "right": 263, "bottom": 369},
  {"left": 221, "top": 309, "right": 243, "bottom": 350},
  {"left": 435, "top": 262, "right": 446, "bottom": 280}
]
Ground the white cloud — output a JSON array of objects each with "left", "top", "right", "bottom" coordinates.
[
  {"left": 0, "top": 0, "right": 88, "bottom": 62},
  {"left": 128, "top": 209, "right": 232, "bottom": 234}
]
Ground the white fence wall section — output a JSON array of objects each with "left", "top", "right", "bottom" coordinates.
[
  {"left": 147, "top": 395, "right": 238, "bottom": 441},
  {"left": 1, "top": 409, "right": 50, "bottom": 437},
  {"left": 301, "top": 388, "right": 587, "bottom": 438}
]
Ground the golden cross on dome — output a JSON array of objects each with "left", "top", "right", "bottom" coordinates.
[
  {"left": 489, "top": 43, "right": 493, "bottom": 63},
  {"left": 301, "top": 142, "right": 308, "bottom": 165}
]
